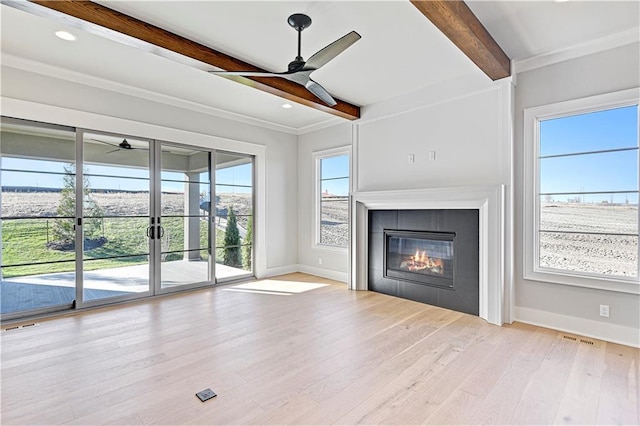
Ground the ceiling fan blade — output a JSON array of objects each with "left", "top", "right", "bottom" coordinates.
[
  {"left": 90, "top": 138, "right": 119, "bottom": 148},
  {"left": 208, "top": 71, "right": 283, "bottom": 77},
  {"left": 305, "top": 31, "right": 361, "bottom": 71},
  {"left": 305, "top": 79, "right": 337, "bottom": 107},
  {"left": 91, "top": 138, "right": 149, "bottom": 150}
]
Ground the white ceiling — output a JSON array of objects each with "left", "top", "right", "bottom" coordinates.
[
  {"left": 2, "top": 1, "right": 638, "bottom": 133},
  {"left": 467, "top": 0, "right": 639, "bottom": 61}
]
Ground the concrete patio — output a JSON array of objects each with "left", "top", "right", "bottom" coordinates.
[{"left": 1, "top": 260, "right": 249, "bottom": 314}]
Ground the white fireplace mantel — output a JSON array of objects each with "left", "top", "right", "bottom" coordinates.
[{"left": 350, "top": 185, "right": 508, "bottom": 326}]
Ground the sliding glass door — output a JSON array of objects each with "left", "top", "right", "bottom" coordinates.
[
  {"left": 1, "top": 119, "right": 77, "bottom": 317},
  {"left": 81, "top": 132, "right": 153, "bottom": 304},
  {"left": 215, "top": 152, "right": 254, "bottom": 283},
  {"left": 158, "top": 143, "right": 212, "bottom": 290},
  {"left": 1, "top": 117, "right": 256, "bottom": 320}
]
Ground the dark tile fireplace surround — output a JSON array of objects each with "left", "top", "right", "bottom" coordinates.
[{"left": 368, "top": 209, "right": 479, "bottom": 316}]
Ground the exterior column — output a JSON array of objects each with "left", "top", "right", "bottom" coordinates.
[{"left": 184, "top": 172, "right": 201, "bottom": 261}]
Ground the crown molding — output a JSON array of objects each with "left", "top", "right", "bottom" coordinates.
[
  {"left": 1, "top": 53, "right": 306, "bottom": 135},
  {"left": 515, "top": 27, "right": 640, "bottom": 74},
  {"left": 296, "top": 117, "right": 345, "bottom": 135}
]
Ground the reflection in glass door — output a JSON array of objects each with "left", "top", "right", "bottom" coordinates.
[
  {"left": 158, "top": 143, "right": 211, "bottom": 290},
  {"left": 81, "top": 132, "right": 152, "bottom": 304},
  {"left": 215, "top": 152, "right": 254, "bottom": 282},
  {"left": 1, "top": 119, "right": 77, "bottom": 317}
]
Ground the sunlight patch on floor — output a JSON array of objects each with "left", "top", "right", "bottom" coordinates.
[
  {"left": 223, "top": 279, "right": 329, "bottom": 295},
  {"left": 221, "top": 288, "right": 292, "bottom": 296}
]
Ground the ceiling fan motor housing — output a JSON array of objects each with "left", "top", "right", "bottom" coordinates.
[
  {"left": 287, "top": 59, "right": 306, "bottom": 72},
  {"left": 287, "top": 13, "right": 312, "bottom": 31}
]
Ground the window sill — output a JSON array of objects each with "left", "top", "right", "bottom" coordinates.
[
  {"left": 524, "top": 267, "right": 640, "bottom": 295},
  {"left": 312, "top": 243, "right": 348, "bottom": 254}
]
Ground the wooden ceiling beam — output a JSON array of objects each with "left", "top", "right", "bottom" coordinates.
[
  {"left": 10, "top": 0, "right": 360, "bottom": 120},
  {"left": 410, "top": 0, "right": 510, "bottom": 80}
]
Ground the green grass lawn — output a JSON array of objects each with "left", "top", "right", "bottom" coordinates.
[
  {"left": 2, "top": 219, "right": 76, "bottom": 277},
  {"left": 1, "top": 216, "right": 253, "bottom": 278},
  {"left": 1, "top": 217, "right": 213, "bottom": 278}
]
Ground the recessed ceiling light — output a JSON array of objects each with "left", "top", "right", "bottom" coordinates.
[
  {"left": 55, "top": 31, "right": 77, "bottom": 41},
  {"left": 282, "top": 103, "right": 293, "bottom": 109}
]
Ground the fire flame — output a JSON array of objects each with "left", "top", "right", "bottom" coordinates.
[{"left": 402, "top": 250, "right": 444, "bottom": 274}]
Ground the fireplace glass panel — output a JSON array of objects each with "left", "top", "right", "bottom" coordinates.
[{"left": 384, "top": 231, "right": 455, "bottom": 288}]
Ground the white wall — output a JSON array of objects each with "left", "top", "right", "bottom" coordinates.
[
  {"left": 355, "top": 81, "right": 511, "bottom": 192},
  {"left": 296, "top": 123, "right": 352, "bottom": 282},
  {"left": 1, "top": 66, "right": 299, "bottom": 276},
  {"left": 514, "top": 42, "right": 640, "bottom": 347}
]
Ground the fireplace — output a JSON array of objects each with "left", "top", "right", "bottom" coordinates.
[
  {"left": 384, "top": 230, "right": 455, "bottom": 288},
  {"left": 368, "top": 209, "right": 479, "bottom": 316},
  {"left": 350, "top": 185, "right": 508, "bottom": 326}
]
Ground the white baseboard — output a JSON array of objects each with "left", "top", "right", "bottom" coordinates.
[
  {"left": 296, "top": 264, "right": 348, "bottom": 283},
  {"left": 261, "top": 265, "right": 300, "bottom": 278},
  {"left": 261, "top": 264, "right": 348, "bottom": 284},
  {"left": 515, "top": 306, "right": 639, "bottom": 348}
]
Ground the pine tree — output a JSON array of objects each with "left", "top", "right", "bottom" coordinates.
[
  {"left": 53, "top": 163, "right": 104, "bottom": 245},
  {"left": 223, "top": 206, "right": 242, "bottom": 267},
  {"left": 243, "top": 213, "right": 253, "bottom": 270}
]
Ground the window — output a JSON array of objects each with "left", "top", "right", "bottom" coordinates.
[
  {"left": 315, "top": 147, "right": 350, "bottom": 249},
  {"left": 524, "top": 89, "right": 640, "bottom": 293}
]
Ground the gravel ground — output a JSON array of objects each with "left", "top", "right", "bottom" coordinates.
[
  {"left": 321, "top": 198, "right": 348, "bottom": 246},
  {"left": 540, "top": 203, "right": 637, "bottom": 276},
  {"left": 540, "top": 202, "right": 637, "bottom": 234}
]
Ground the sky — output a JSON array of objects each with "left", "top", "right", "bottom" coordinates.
[
  {"left": 539, "top": 104, "right": 639, "bottom": 203},
  {"left": 320, "top": 154, "right": 349, "bottom": 197},
  {"left": 1, "top": 158, "right": 253, "bottom": 197}
]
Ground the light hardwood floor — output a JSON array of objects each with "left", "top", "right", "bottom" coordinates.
[{"left": 1, "top": 273, "right": 638, "bottom": 425}]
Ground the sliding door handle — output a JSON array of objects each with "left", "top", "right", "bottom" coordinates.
[
  {"left": 157, "top": 225, "right": 165, "bottom": 238},
  {"left": 146, "top": 226, "right": 155, "bottom": 239}
]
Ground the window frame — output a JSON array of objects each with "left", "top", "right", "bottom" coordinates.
[
  {"left": 523, "top": 88, "right": 640, "bottom": 294},
  {"left": 313, "top": 146, "right": 351, "bottom": 252}
]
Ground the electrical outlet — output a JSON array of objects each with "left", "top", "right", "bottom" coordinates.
[
  {"left": 599, "top": 304, "right": 610, "bottom": 318},
  {"left": 318, "top": 257, "right": 323, "bottom": 265}
]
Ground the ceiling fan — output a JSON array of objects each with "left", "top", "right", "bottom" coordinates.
[
  {"left": 209, "top": 13, "right": 361, "bottom": 107},
  {"left": 92, "top": 138, "right": 147, "bottom": 154}
]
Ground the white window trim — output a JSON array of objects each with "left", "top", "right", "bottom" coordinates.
[
  {"left": 523, "top": 87, "right": 640, "bottom": 295},
  {"left": 313, "top": 145, "right": 351, "bottom": 252}
]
